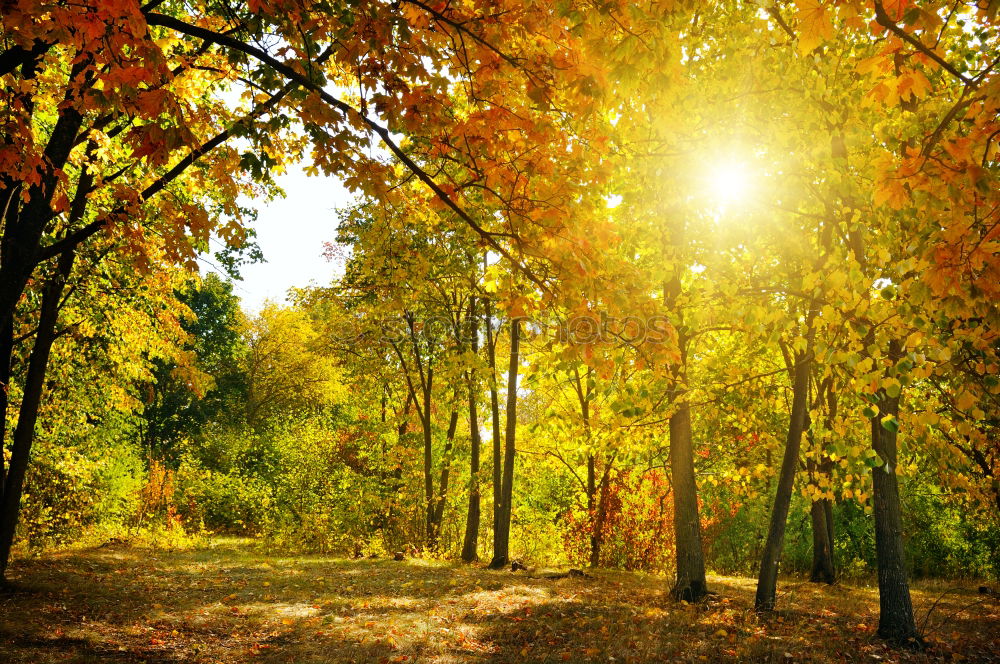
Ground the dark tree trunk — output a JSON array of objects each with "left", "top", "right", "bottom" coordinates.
[
  {"left": 0, "top": 62, "right": 86, "bottom": 337},
  {"left": 755, "top": 348, "right": 812, "bottom": 611},
  {"left": 590, "top": 467, "right": 611, "bottom": 568},
  {"left": 383, "top": 394, "right": 412, "bottom": 530},
  {"left": 461, "top": 299, "right": 481, "bottom": 562},
  {"left": 0, "top": 250, "right": 75, "bottom": 581},
  {"left": 806, "top": 435, "right": 835, "bottom": 584},
  {"left": 488, "top": 318, "right": 519, "bottom": 570},
  {"left": 0, "top": 315, "right": 12, "bottom": 490},
  {"left": 809, "top": 493, "right": 836, "bottom": 584},
  {"left": 669, "top": 399, "right": 708, "bottom": 601},
  {"left": 870, "top": 351, "right": 921, "bottom": 645},
  {"left": 421, "top": 368, "right": 435, "bottom": 548},
  {"left": 573, "top": 368, "right": 605, "bottom": 568},
  {"left": 663, "top": 265, "right": 709, "bottom": 603},
  {"left": 429, "top": 408, "right": 459, "bottom": 547},
  {"left": 587, "top": 454, "right": 597, "bottom": 566},
  {"left": 813, "top": 382, "right": 839, "bottom": 583},
  {"left": 485, "top": 304, "right": 502, "bottom": 561}
]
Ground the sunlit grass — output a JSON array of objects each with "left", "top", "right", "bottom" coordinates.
[{"left": 0, "top": 538, "right": 996, "bottom": 663}]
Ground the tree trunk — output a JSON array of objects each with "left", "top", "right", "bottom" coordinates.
[
  {"left": 0, "top": 315, "right": 12, "bottom": 490},
  {"left": 870, "top": 360, "right": 921, "bottom": 645},
  {"left": 422, "top": 368, "right": 435, "bottom": 548},
  {"left": 461, "top": 299, "right": 481, "bottom": 562},
  {"left": 0, "top": 250, "right": 75, "bottom": 581},
  {"left": 383, "top": 394, "right": 411, "bottom": 531},
  {"left": 669, "top": 399, "right": 708, "bottom": 601},
  {"left": 485, "top": 304, "right": 502, "bottom": 561},
  {"left": 429, "top": 408, "right": 459, "bottom": 547},
  {"left": 755, "top": 348, "right": 811, "bottom": 611},
  {"left": 663, "top": 263, "right": 709, "bottom": 602},
  {"left": 489, "top": 318, "right": 519, "bottom": 569},
  {"left": 809, "top": 493, "right": 836, "bottom": 584},
  {"left": 590, "top": 467, "right": 611, "bottom": 568},
  {"left": 814, "top": 383, "right": 839, "bottom": 583},
  {"left": 587, "top": 454, "right": 597, "bottom": 566},
  {"left": 806, "top": 446, "right": 836, "bottom": 584}
]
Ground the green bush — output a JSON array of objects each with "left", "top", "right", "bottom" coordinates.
[{"left": 18, "top": 439, "right": 144, "bottom": 550}]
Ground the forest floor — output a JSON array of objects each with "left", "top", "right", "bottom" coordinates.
[{"left": 0, "top": 538, "right": 997, "bottom": 664}]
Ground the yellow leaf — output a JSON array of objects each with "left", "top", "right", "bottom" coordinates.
[
  {"left": 955, "top": 390, "right": 976, "bottom": 411},
  {"left": 795, "top": 0, "right": 834, "bottom": 55}
]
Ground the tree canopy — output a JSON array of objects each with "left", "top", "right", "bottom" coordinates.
[{"left": 1, "top": 0, "right": 999, "bottom": 659}]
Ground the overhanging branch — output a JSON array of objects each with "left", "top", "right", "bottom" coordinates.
[{"left": 144, "top": 11, "right": 551, "bottom": 296}]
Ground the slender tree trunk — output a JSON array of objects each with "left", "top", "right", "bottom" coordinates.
[
  {"left": 489, "top": 318, "right": 519, "bottom": 569},
  {"left": 0, "top": 315, "right": 12, "bottom": 490},
  {"left": 809, "top": 492, "right": 836, "bottom": 584},
  {"left": 422, "top": 370, "right": 435, "bottom": 548},
  {"left": 819, "top": 385, "right": 839, "bottom": 582},
  {"left": 824, "top": 498, "right": 835, "bottom": 570},
  {"left": 461, "top": 299, "right": 481, "bottom": 562},
  {"left": 590, "top": 468, "right": 611, "bottom": 568},
  {"left": 429, "top": 408, "right": 459, "bottom": 547},
  {"left": 663, "top": 263, "right": 709, "bottom": 602},
  {"left": 384, "top": 394, "right": 411, "bottom": 531},
  {"left": 755, "top": 348, "right": 812, "bottom": 611},
  {"left": 485, "top": 304, "right": 502, "bottom": 560},
  {"left": 806, "top": 428, "right": 836, "bottom": 584},
  {"left": 587, "top": 454, "right": 597, "bottom": 565},
  {"left": 870, "top": 347, "right": 921, "bottom": 645},
  {"left": 0, "top": 250, "right": 75, "bottom": 581},
  {"left": 574, "top": 368, "right": 603, "bottom": 567},
  {"left": 669, "top": 399, "right": 708, "bottom": 601}
]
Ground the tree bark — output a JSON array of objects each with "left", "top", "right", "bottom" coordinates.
[
  {"left": 0, "top": 250, "right": 75, "bottom": 581},
  {"left": 755, "top": 348, "right": 812, "bottom": 611},
  {"left": 812, "top": 382, "right": 839, "bottom": 583},
  {"left": 590, "top": 465, "right": 611, "bottom": 568},
  {"left": 870, "top": 350, "right": 921, "bottom": 645},
  {"left": 429, "top": 407, "right": 458, "bottom": 547},
  {"left": 488, "top": 318, "right": 519, "bottom": 569},
  {"left": 669, "top": 399, "right": 708, "bottom": 601},
  {"left": 0, "top": 315, "right": 12, "bottom": 491},
  {"left": 809, "top": 491, "right": 836, "bottom": 584},
  {"left": 485, "top": 304, "right": 503, "bottom": 561},
  {"left": 461, "top": 299, "right": 481, "bottom": 562},
  {"left": 663, "top": 262, "right": 709, "bottom": 602},
  {"left": 421, "top": 367, "right": 435, "bottom": 548},
  {"left": 587, "top": 454, "right": 598, "bottom": 566}
]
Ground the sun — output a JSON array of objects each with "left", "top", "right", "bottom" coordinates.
[{"left": 700, "top": 159, "right": 755, "bottom": 210}]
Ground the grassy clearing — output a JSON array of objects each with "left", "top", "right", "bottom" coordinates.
[{"left": 0, "top": 538, "right": 997, "bottom": 663}]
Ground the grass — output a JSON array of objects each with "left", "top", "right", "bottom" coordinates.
[{"left": 0, "top": 538, "right": 997, "bottom": 663}]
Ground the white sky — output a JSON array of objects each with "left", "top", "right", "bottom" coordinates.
[{"left": 208, "top": 165, "right": 353, "bottom": 312}]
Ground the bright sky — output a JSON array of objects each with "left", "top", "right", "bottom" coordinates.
[{"left": 207, "top": 166, "right": 353, "bottom": 312}]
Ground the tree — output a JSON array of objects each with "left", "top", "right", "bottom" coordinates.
[
  {"left": 242, "top": 304, "right": 342, "bottom": 428},
  {"left": 138, "top": 273, "right": 248, "bottom": 460},
  {"left": 0, "top": 0, "right": 623, "bottom": 579},
  {"left": 488, "top": 317, "right": 520, "bottom": 569}
]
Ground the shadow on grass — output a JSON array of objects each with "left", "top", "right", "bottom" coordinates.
[{"left": 1, "top": 540, "right": 997, "bottom": 664}]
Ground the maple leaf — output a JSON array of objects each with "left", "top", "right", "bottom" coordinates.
[{"left": 795, "top": 0, "right": 834, "bottom": 55}]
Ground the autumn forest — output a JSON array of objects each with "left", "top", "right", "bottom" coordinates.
[{"left": 1, "top": 0, "right": 999, "bottom": 662}]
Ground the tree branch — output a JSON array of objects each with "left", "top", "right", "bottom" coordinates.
[{"left": 144, "top": 11, "right": 551, "bottom": 297}]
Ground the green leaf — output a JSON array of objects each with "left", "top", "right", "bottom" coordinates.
[{"left": 880, "top": 416, "right": 900, "bottom": 434}]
